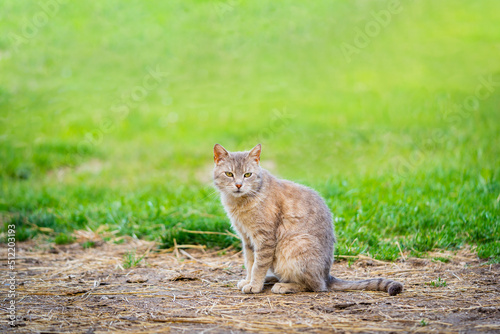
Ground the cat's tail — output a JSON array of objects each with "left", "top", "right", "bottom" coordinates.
[{"left": 327, "top": 276, "right": 403, "bottom": 296}]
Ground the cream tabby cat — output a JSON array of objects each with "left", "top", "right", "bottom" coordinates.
[{"left": 213, "top": 144, "right": 403, "bottom": 296}]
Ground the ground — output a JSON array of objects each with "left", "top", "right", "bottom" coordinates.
[{"left": 3, "top": 239, "right": 499, "bottom": 334}]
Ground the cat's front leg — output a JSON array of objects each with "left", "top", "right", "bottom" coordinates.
[
  {"left": 242, "top": 240, "right": 275, "bottom": 294},
  {"left": 237, "top": 241, "right": 254, "bottom": 289}
]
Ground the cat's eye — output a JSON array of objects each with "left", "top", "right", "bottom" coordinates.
[
  {"left": 244, "top": 172, "right": 252, "bottom": 178},
  {"left": 225, "top": 172, "right": 234, "bottom": 177}
]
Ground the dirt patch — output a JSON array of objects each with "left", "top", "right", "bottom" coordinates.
[{"left": 2, "top": 240, "right": 499, "bottom": 333}]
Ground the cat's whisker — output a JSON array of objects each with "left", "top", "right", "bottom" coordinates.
[{"left": 199, "top": 185, "right": 222, "bottom": 201}]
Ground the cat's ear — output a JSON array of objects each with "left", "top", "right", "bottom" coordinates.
[
  {"left": 248, "top": 144, "right": 262, "bottom": 164},
  {"left": 214, "top": 144, "right": 229, "bottom": 164}
]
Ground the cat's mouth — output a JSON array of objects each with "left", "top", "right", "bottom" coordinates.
[{"left": 232, "top": 189, "right": 245, "bottom": 196}]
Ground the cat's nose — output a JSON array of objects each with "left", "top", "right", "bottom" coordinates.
[{"left": 235, "top": 183, "right": 242, "bottom": 189}]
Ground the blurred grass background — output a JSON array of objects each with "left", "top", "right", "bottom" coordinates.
[{"left": 0, "top": 0, "right": 499, "bottom": 261}]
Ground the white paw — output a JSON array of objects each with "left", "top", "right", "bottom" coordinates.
[
  {"left": 237, "top": 279, "right": 250, "bottom": 289},
  {"left": 271, "top": 283, "right": 294, "bottom": 294},
  {"left": 242, "top": 283, "right": 263, "bottom": 294}
]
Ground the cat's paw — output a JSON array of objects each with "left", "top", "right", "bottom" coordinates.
[
  {"left": 237, "top": 280, "right": 250, "bottom": 289},
  {"left": 241, "top": 283, "right": 263, "bottom": 294},
  {"left": 271, "top": 283, "right": 302, "bottom": 294}
]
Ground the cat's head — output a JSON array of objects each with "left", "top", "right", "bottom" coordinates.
[{"left": 213, "top": 144, "right": 262, "bottom": 198}]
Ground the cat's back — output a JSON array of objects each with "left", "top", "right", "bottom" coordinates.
[
  {"left": 270, "top": 173, "right": 332, "bottom": 225},
  {"left": 270, "top": 174, "right": 335, "bottom": 251}
]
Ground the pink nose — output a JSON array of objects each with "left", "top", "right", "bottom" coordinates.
[{"left": 235, "top": 184, "right": 242, "bottom": 189}]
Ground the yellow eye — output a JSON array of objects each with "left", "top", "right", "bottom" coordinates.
[
  {"left": 244, "top": 172, "right": 252, "bottom": 178},
  {"left": 225, "top": 172, "right": 234, "bottom": 177}
]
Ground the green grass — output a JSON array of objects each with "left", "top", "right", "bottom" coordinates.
[
  {"left": 0, "top": 0, "right": 499, "bottom": 262},
  {"left": 427, "top": 277, "right": 447, "bottom": 288},
  {"left": 81, "top": 241, "right": 96, "bottom": 249},
  {"left": 123, "top": 250, "right": 147, "bottom": 269},
  {"left": 54, "top": 232, "right": 74, "bottom": 245},
  {"left": 432, "top": 257, "right": 450, "bottom": 263}
]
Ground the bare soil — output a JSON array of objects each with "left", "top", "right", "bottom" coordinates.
[{"left": 2, "top": 238, "right": 499, "bottom": 333}]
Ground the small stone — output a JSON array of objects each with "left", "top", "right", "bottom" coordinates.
[
  {"left": 478, "top": 307, "right": 497, "bottom": 313},
  {"left": 126, "top": 275, "right": 148, "bottom": 283}
]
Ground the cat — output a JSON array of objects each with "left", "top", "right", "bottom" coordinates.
[{"left": 213, "top": 143, "right": 403, "bottom": 296}]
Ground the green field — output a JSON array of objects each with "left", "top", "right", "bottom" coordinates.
[{"left": 1, "top": 0, "right": 499, "bottom": 261}]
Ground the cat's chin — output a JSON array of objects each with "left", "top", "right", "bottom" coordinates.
[{"left": 229, "top": 191, "right": 248, "bottom": 198}]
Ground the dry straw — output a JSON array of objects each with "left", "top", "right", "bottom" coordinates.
[{"left": 3, "top": 232, "right": 499, "bottom": 333}]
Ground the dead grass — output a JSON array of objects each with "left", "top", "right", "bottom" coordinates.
[{"left": 2, "top": 237, "right": 499, "bottom": 334}]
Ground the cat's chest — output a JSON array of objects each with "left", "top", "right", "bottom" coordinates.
[
  {"left": 227, "top": 206, "right": 259, "bottom": 224},
  {"left": 225, "top": 204, "right": 262, "bottom": 233}
]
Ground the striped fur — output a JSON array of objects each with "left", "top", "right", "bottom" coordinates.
[{"left": 213, "top": 144, "right": 403, "bottom": 296}]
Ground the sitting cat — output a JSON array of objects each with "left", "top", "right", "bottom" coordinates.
[{"left": 213, "top": 144, "right": 403, "bottom": 296}]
